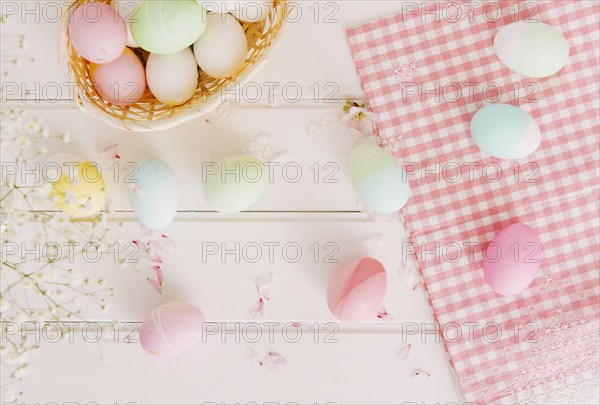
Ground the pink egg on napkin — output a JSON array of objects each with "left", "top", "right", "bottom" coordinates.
[
  {"left": 139, "top": 302, "right": 205, "bottom": 358},
  {"left": 327, "top": 257, "right": 388, "bottom": 322},
  {"left": 483, "top": 223, "right": 542, "bottom": 296},
  {"left": 91, "top": 48, "right": 146, "bottom": 106},
  {"left": 68, "top": 2, "right": 127, "bottom": 64}
]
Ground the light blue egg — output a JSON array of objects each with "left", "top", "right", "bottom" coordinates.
[
  {"left": 349, "top": 144, "right": 410, "bottom": 214},
  {"left": 128, "top": 158, "right": 179, "bottom": 230},
  {"left": 470, "top": 104, "right": 541, "bottom": 160}
]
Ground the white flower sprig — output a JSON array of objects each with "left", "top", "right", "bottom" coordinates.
[{"left": 0, "top": 109, "right": 124, "bottom": 402}]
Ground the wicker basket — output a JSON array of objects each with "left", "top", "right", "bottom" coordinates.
[{"left": 59, "top": 0, "right": 287, "bottom": 132}]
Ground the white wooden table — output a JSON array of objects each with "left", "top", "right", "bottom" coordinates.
[{"left": 1, "top": 1, "right": 464, "bottom": 403}]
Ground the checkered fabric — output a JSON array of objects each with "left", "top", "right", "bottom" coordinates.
[{"left": 347, "top": 1, "right": 599, "bottom": 403}]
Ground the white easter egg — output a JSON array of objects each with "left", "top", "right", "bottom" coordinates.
[
  {"left": 146, "top": 48, "right": 198, "bottom": 106},
  {"left": 113, "top": 0, "right": 143, "bottom": 48},
  {"left": 127, "top": 158, "right": 179, "bottom": 230},
  {"left": 196, "top": 1, "right": 236, "bottom": 13},
  {"left": 193, "top": 13, "right": 248, "bottom": 79},
  {"left": 232, "top": 0, "right": 273, "bottom": 22},
  {"left": 203, "top": 155, "right": 267, "bottom": 213},
  {"left": 494, "top": 22, "right": 569, "bottom": 78}
]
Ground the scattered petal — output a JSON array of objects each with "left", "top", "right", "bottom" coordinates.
[
  {"left": 147, "top": 278, "right": 163, "bottom": 294},
  {"left": 259, "top": 352, "right": 287, "bottom": 371},
  {"left": 132, "top": 239, "right": 148, "bottom": 250},
  {"left": 377, "top": 308, "right": 394, "bottom": 322},
  {"left": 149, "top": 252, "right": 163, "bottom": 264},
  {"left": 256, "top": 273, "right": 274, "bottom": 300},
  {"left": 250, "top": 298, "right": 264, "bottom": 319},
  {"left": 100, "top": 144, "right": 120, "bottom": 160},
  {"left": 245, "top": 348, "right": 259, "bottom": 363},
  {"left": 161, "top": 234, "right": 183, "bottom": 254},
  {"left": 152, "top": 266, "right": 163, "bottom": 286},
  {"left": 412, "top": 369, "right": 431, "bottom": 380},
  {"left": 147, "top": 239, "right": 163, "bottom": 251},
  {"left": 397, "top": 344, "right": 412, "bottom": 362},
  {"left": 128, "top": 183, "right": 143, "bottom": 198},
  {"left": 365, "top": 234, "right": 385, "bottom": 247},
  {"left": 307, "top": 112, "right": 338, "bottom": 140}
]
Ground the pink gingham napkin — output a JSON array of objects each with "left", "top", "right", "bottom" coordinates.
[{"left": 347, "top": 1, "right": 599, "bottom": 403}]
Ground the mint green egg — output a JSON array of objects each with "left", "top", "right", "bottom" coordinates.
[
  {"left": 128, "top": 158, "right": 179, "bottom": 230},
  {"left": 131, "top": 0, "right": 208, "bottom": 55},
  {"left": 470, "top": 104, "right": 541, "bottom": 160},
  {"left": 349, "top": 144, "right": 410, "bottom": 214},
  {"left": 203, "top": 155, "right": 268, "bottom": 214}
]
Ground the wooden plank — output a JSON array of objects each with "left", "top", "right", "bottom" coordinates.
[
  {"left": 11, "top": 330, "right": 461, "bottom": 403},
  {"left": 6, "top": 220, "right": 432, "bottom": 323}
]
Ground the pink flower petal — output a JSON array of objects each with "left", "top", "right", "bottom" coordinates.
[
  {"left": 149, "top": 252, "right": 163, "bottom": 264},
  {"left": 147, "top": 278, "right": 162, "bottom": 294},
  {"left": 259, "top": 352, "right": 287, "bottom": 371},
  {"left": 161, "top": 234, "right": 183, "bottom": 254},
  {"left": 147, "top": 239, "right": 163, "bottom": 251},
  {"left": 397, "top": 344, "right": 412, "bottom": 362},
  {"left": 245, "top": 348, "right": 259, "bottom": 363},
  {"left": 132, "top": 239, "right": 148, "bottom": 250},
  {"left": 100, "top": 144, "right": 120, "bottom": 160},
  {"left": 250, "top": 298, "right": 264, "bottom": 319},
  {"left": 377, "top": 309, "right": 394, "bottom": 322},
  {"left": 129, "top": 183, "right": 143, "bottom": 198},
  {"left": 256, "top": 273, "right": 274, "bottom": 300},
  {"left": 152, "top": 266, "right": 163, "bottom": 286}
]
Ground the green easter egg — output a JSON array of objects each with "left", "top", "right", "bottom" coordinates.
[
  {"left": 203, "top": 155, "right": 268, "bottom": 214},
  {"left": 131, "top": 0, "right": 208, "bottom": 55},
  {"left": 349, "top": 144, "right": 410, "bottom": 214}
]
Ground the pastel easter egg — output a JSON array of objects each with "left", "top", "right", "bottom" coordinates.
[
  {"left": 146, "top": 47, "right": 198, "bottom": 106},
  {"left": 470, "top": 104, "right": 541, "bottom": 160},
  {"left": 48, "top": 161, "right": 106, "bottom": 218},
  {"left": 131, "top": 0, "right": 208, "bottom": 55},
  {"left": 68, "top": 2, "right": 127, "bottom": 64},
  {"left": 483, "top": 223, "right": 542, "bottom": 296},
  {"left": 203, "top": 155, "right": 267, "bottom": 213},
  {"left": 232, "top": 0, "right": 274, "bottom": 22},
  {"left": 349, "top": 144, "right": 410, "bottom": 214},
  {"left": 91, "top": 48, "right": 146, "bottom": 106},
  {"left": 196, "top": 0, "right": 236, "bottom": 13},
  {"left": 494, "top": 22, "right": 569, "bottom": 78},
  {"left": 193, "top": 13, "right": 248, "bottom": 79},
  {"left": 113, "top": 0, "right": 144, "bottom": 48},
  {"left": 327, "top": 257, "right": 388, "bottom": 322},
  {"left": 127, "top": 158, "right": 179, "bottom": 230},
  {"left": 139, "top": 302, "right": 205, "bottom": 358}
]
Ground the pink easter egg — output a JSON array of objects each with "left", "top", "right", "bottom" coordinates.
[
  {"left": 483, "top": 223, "right": 542, "bottom": 296},
  {"left": 91, "top": 48, "right": 146, "bottom": 106},
  {"left": 139, "top": 302, "right": 205, "bottom": 359},
  {"left": 327, "top": 257, "right": 388, "bottom": 322},
  {"left": 68, "top": 2, "right": 127, "bottom": 64}
]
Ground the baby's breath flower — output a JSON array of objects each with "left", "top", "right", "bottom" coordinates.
[{"left": 12, "top": 364, "right": 31, "bottom": 380}]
